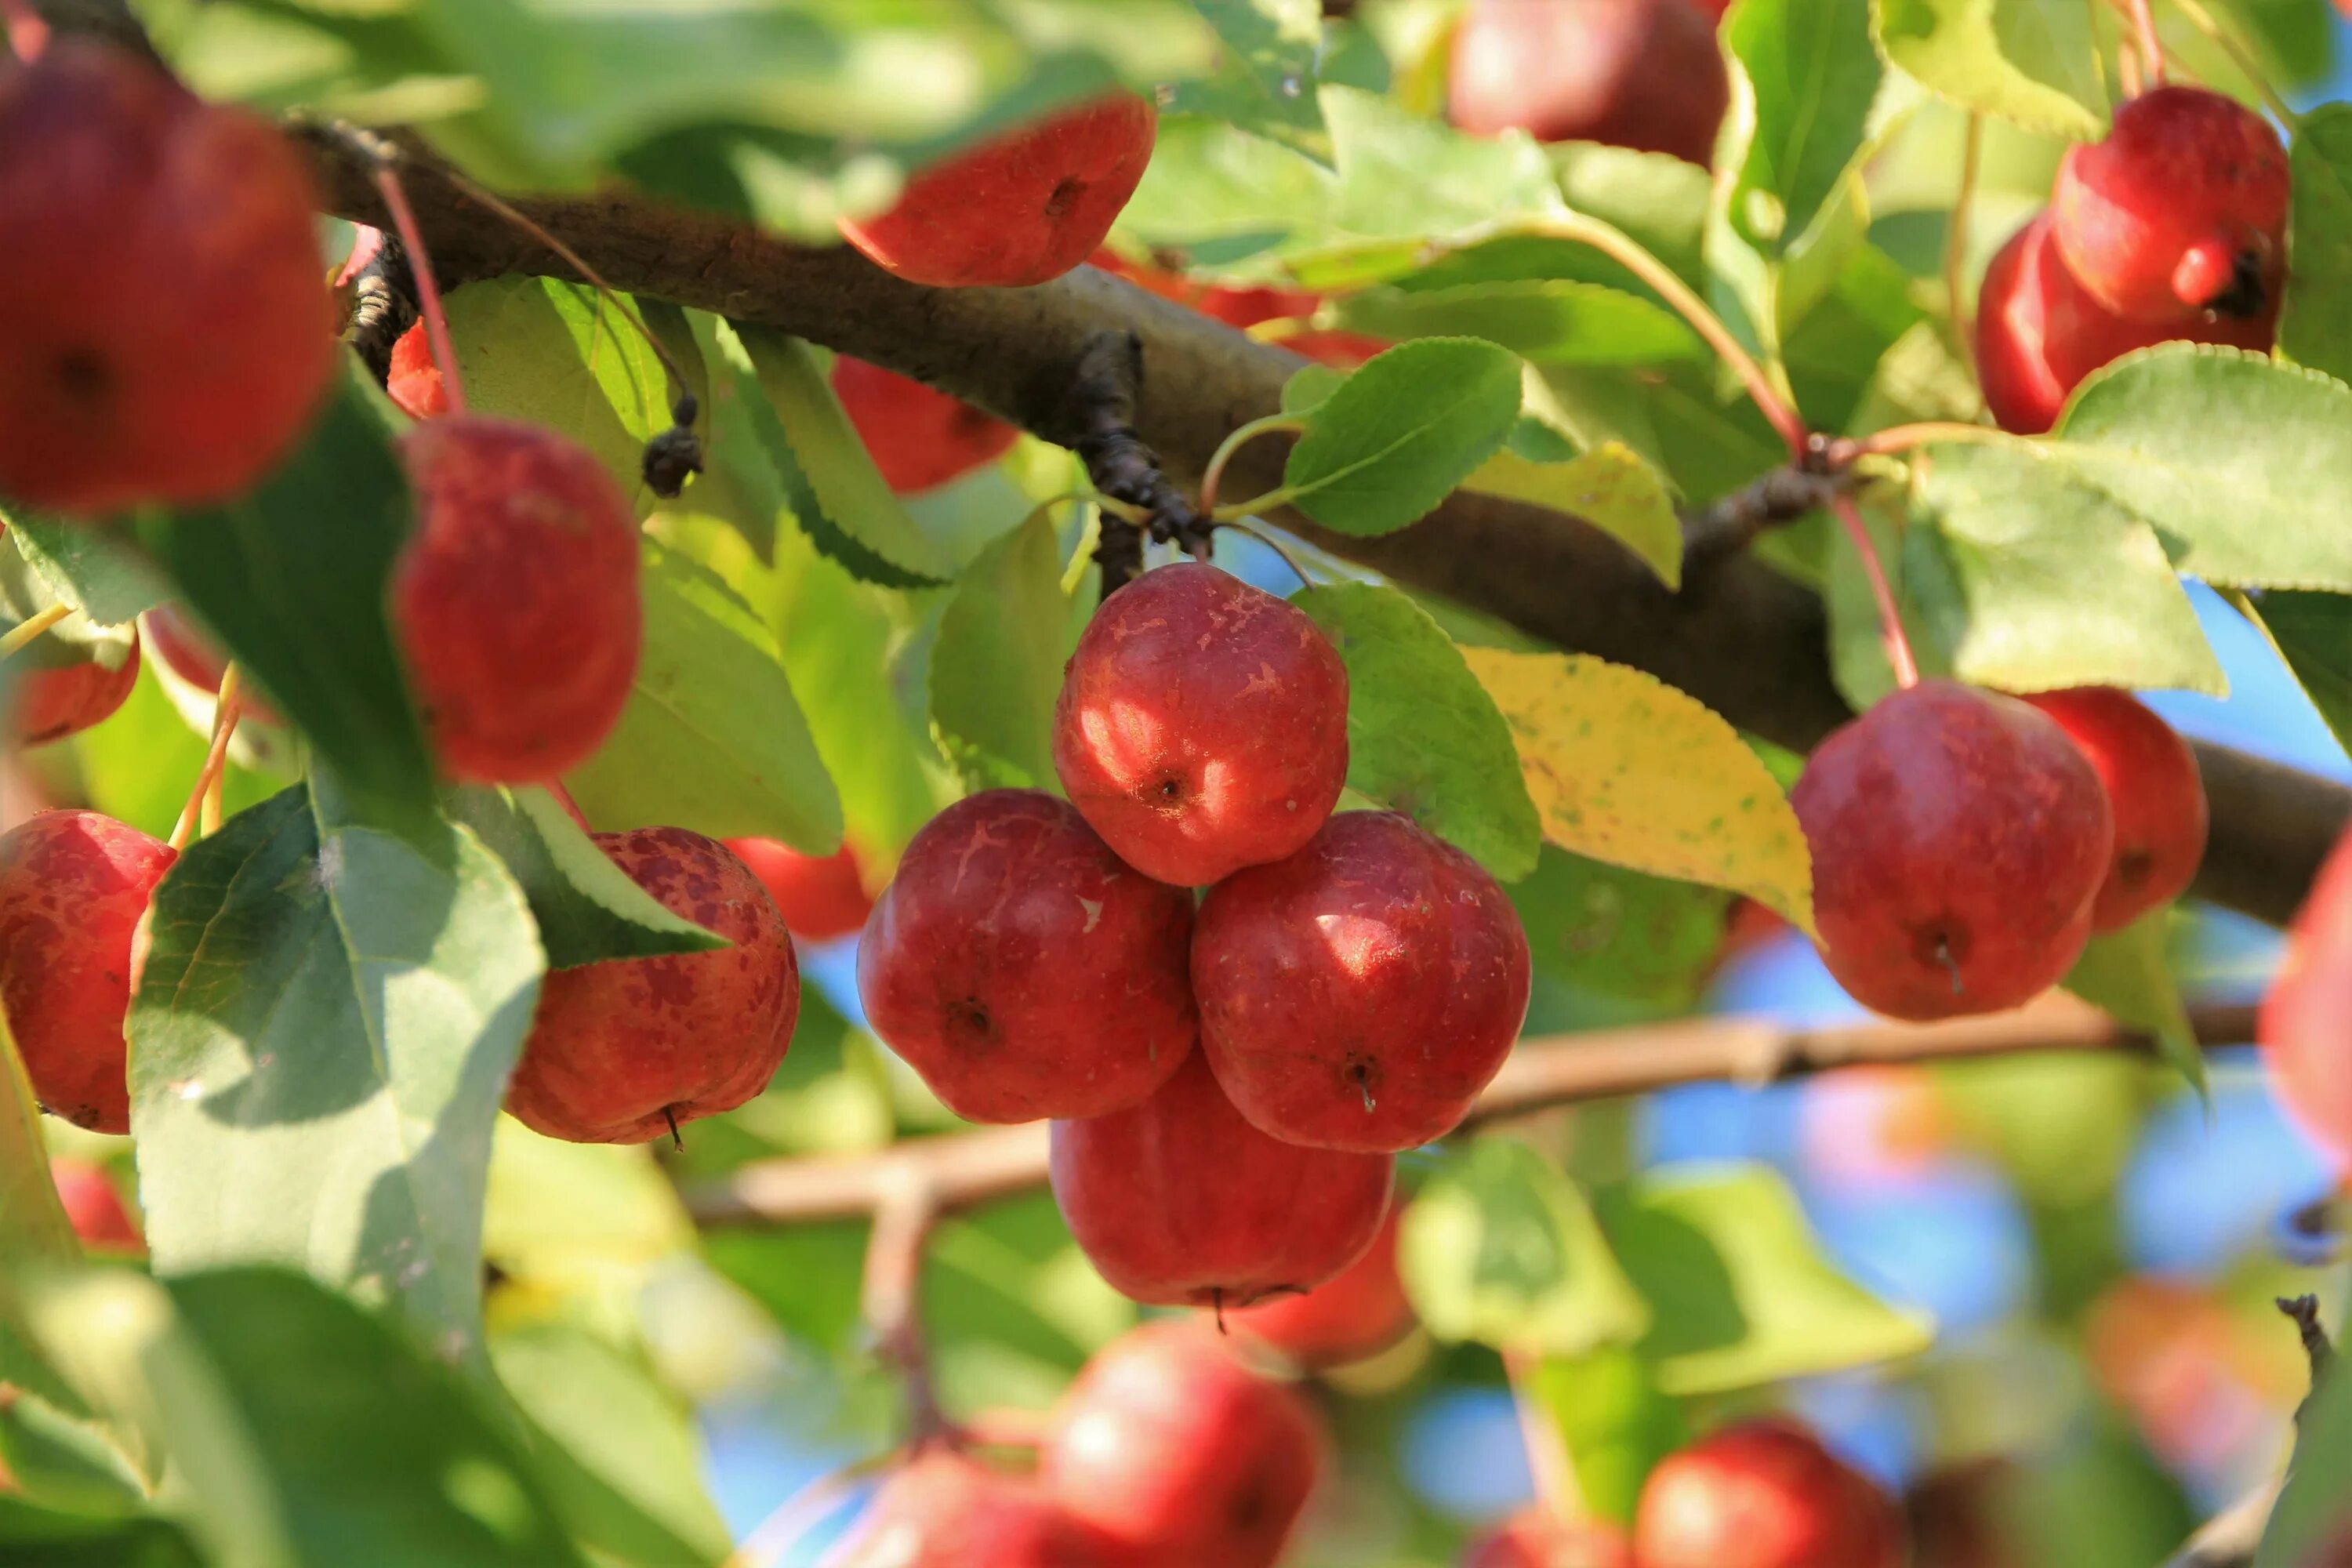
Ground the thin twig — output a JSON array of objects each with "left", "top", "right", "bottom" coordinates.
[
  {"left": 1944, "top": 114, "right": 1983, "bottom": 349},
  {"left": 0, "top": 603, "right": 71, "bottom": 660},
  {"left": 864, "top": 1163, "right": 949, "bottom": 1443},
  {"left": 1831, "top": 493, "right": 1919, "bottom": 689},
  {"left": 2125, "top": 0, "right": 2165, "bottom": 84},
  {"left": 370, "top": 163, "right": 468, "bottom": 416},
  {"left": 1679, "top": 467, "right": 1857, "bottom": 575},
  {"left": 1200, "top": 414, "right": 1302, "bottom": 517},
  {"left": 685, "top": 998, "right": 2257, "bottom": 1228},
  {"left": 168, "top": 670, "right": 244, "bottom": 853}
]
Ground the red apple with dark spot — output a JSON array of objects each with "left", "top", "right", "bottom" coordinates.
[
  {"left": 11, "top": 630, "right": 138, "bottom": 746},
  {"left": 725, "top": 838, "right": 873, "bottom": 942},
  {"left": 1053, "top": 562, "right": 1348, "bottom": 887},
  {"left": 393, "top": 417, "right": 642, "bottom": 784},
  {"left": 1461, "top": 1512, "right": 1634, "bottom": 1568},
  {"left": 0, "top": 810, "right": 175, "bottom": 1134},
  {"left": 823, "top": 1450, "right": 1134, "bottom": 1568},
  {"left": 386, "top": 321, "right": 449, "bottom": 420},
  {"left": 49, "top": 1155, "right": 141, "bottom": 1251},
  {"left": 1229, "top": 1204, "right": 1414, "bottom": 1369},
  {"left": 2050, "top": 85, "right": 2289, "bottom": 325},
  {"left": 1448, "top": 0, "right": 1729, "bottom": 167},
  {"left": 2262, "top": 822, "right": 2352, "bottom": 1172},
  {"left": 858, "top": 789, "right": 1196, "bottom": 1123},
  {"left": 0, "top": 41, "right": 333, "bottom": 515},
  {"left": 1040, "top": 1320, "right": 1325, "bottom": 1568},
  {"left": 840, "top": 93, "right": 1158, "bottom": 289},
  {"left": 1192, "top": 811, "right": 1531, "bottom": 1152},
  {"left": 1635, "top": 1420, "right": 1906, "bottom": 1568},
  {"left": 1973, "top": 212, "right": 2275, "bottom": 435},
  {"left": 832, "top": 356, "right": 1019, "bottom": 495},
  {"left": 2024, "top": 688, "right": 2207, "bottom": 931},
  {"left": 1051, "top": 1050, "right": 1394, "bottom": 1308},
  {"left": 506, "top": 828, "right": 797, "bottom": 1144},
  {"left": 1792, "top": 681, "right": 2113, "bottom": 1022}
]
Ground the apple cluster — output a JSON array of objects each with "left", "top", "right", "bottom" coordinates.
[
  {"left": 859, "top": 562, "right": 1535, "bottom": 1309},
  {"left": 1975, "top": 85, "right": 2289, "bottom": 433}
]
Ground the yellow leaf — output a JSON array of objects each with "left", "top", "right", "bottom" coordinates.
[
  {"left": 1463, "top": 443, "right": 1682, "bottom": 589},
  {"left": 1462, "top": 647, "right": 1816, "bottom": 937}
]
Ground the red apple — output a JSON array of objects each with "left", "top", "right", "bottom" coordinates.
[
  {"left": 1449, "top": 0, "right": 1729, "bottom": 167},
  {"left": 1634, "top": 1420, "right": 1906, "bottom": 1568},
  {"left": 2262, "top": 822, "right": 2352, "bottom": 1172},
  {"left": 1229, "top": 1205, "right": 1415, "bottom": 1369},
  {"left": 823, "top": 1450, "right": 1134, "bottom": 1568},
  {"left": 724, "top": 838, "right": 873, "bottom": 942},
  {"left": 831, "top": 356, "right": 1018, "bottom": 494},
  {"left": 2023, "top": 688, "right": 2207, "bottom": 931}
]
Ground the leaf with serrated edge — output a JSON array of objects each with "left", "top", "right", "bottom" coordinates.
[
  {"left": 1282, "top": 338, "right": 1523, "bottom": 536},
  {"left": 1463, "top": 647, "right": 1816, "bottom": 935},
  {"left": 1294, "top": 583, "right": 1539, "bottom": 880},
  {"left": 1465, "top": 442, "right": 1682, "bottom": 589}
]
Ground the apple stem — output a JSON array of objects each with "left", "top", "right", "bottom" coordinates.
[
  {"left": 0, "top": 0, "right": 47, "bottom": 62},
  {"left": 2161, "top": 0, "right": 2297, "bottom": 125},
  {"left": 543, "top": 779, "right": 590, "bottom": 831},
  {"left": 371, "top": 163, "right": 469, "bottom": 418},
  {"left": 1504, "top": 1348, "right": 1589, "bottom": 1525},
  {"left": 2125, "top": 0, "right": 2166, "bottom": 85},
  {"left": 169, "top": 666, "right": 245, "bottom": 853},
  {"left": 1944, "top": 114, "right": 1982, "bottom": 353},
  {"left": 1831, "top": 494, "right": 1919, "bottom": 690},
  {"left": 0, "top": 602, "right": 71, "bottom": 661}
]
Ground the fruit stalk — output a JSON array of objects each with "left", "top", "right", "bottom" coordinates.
[
  {"left": 1830, "top": 493, "right": 1919, "bottom": 689},
  {"left": 0, "top": 603, "right": 71, "bottom": 660},
  {"left": 168, "top": 667, "right": 244, "bottom": 852},
  {"left": 370, "top": 162, "right": 468, "bottom": 416}
]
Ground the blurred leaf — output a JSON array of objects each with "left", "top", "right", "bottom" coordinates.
[
  {"left": 1597, "top": 1163, "right": 1934, "bottom": 1394},
  {"left": 930, "top": 510, "right": 1070, "bottom": 793},
  {"left": 2063, "top": 909, "right": 2206, "bottom": 1099},
  {"left": 1463, "top": 647, "right": 1817, "bottom": 937},
  {"left": 2049, "top": 346, "right": 2352, "bottom": 591},
  {"left": 129, "top": 780, "right": 543, "bottom": 1361},
  {"left": 1282, "top": 339, "right": 1523, "bottom": 535},
  {"left": 2284, "top": 106, "right": 2352, "bottom": 388},
  {"left": 482, "top": 1125, "right": 694, "bottom": 1289},
  {"left": 1510, "top": 845, "right": 1732, "bottom": 1007},
  {"left": 1169, "top": 0, "right": 1328, "bottom": 157},
  {"left": 1537, "top": 360, "right": 1785, "bottom": 508},
  {"left": 136, "top": 376, "right": 436, "bottom": 842},
  {"left": 1293, "top": 583, "right": 1540, "bottom": 880},
  {"left": 492, "top": 1323, "right": 729, "bottom": 1567},
  {"left": 924, "top": 1192, "right": 1137, "bottom": 1415},
  {"left": 0, "top": 1003, "right": 84, "bottom": 1419},
  {"left": 563, "top": 537, "right": 843, "bottom": 849},
  {"left": 1334, "top": 281, "right": 1701, "bottom": 366},
  {"left": 1722, "top": 0, "right": 1883, "bottom": 251},
  {"left": 1399, "top": 1137, "right": 1650, "bottom": 1356},
  {"left": 443, "top": 786, "right": 728, "bottom": 969},
  {"left": 2260, "top": 588, "right": 2352, "bottom": 757},
  {"left": 0, "top": 1498, "right": 203, "bottom": 1566},
  {"left": 702, "top": 1224, "right": 870, "bottom": 1358},
  {"left": 1874, "top": 0, "right": 2105, "bottom": 140},
  {"left": 1463, "top": 442, "right": 1682, "bottom": 589},
  {"left": 2259, "top": 1353, "right": 2352, "bottom": 1568},
  {"left": 0, "top": 1389, "right": 148, "bottom": 1518},
  {"left": 1525, "top": 1348, "right": 1689, "bottom": 1526},
  {"left": 439, "top": 278, "right": 684, "bottom": 509},
  {"left": 1, "top": 514, "right": 166, "bottom": 629}
]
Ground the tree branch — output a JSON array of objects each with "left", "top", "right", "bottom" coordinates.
[{"left": 684, "top": 997, "right": 2256, "bottom": 1229}]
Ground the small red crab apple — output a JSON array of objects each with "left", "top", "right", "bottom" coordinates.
[
  {"left": 50, "top": 1156, "right": 142, "bottom": 1252},
  {"left": 1634, "top": 1420, "right": 1906, "bottom": 1568},
  {"left": 1040, "top": 1321, "right": 1326, "bottom": 1568},
  {"left": 1448, "top": 0, "right": 1729, "bottom": 167},
  {"left": 506, "top": 828, "right": 797, "bottom": 1144},
  {"left": 2261, "top": 823, "right": 2352, "bottom": 1171},
  {"left": 12, "top": 630, "right": 139, "bottom": 746},
  {"left": 0, "top": 41, "right": 333, "bottom": 514},
  {"left": 1792, "top": 681, "right": 2114, "bottom": 1022},
  {"left": 823, "top": 1450, "right": 1132, "bottom": 1568},
  {"left": 1192, "top": 811, "right": 1532, "bottom": 1152},
  {"left": 0, "top": 810, "right": 176, "bottom": 1134},
  {"left": 724, "top": 838, "right": 872, "bottom": 942},
  {"left": 1051, "top": 1050, "right": 1395, "bottom": 1308},
  {"left": 1229, "top": 1204, "right": 1415, "bottom": 1369},
  {"left": 386, "top": 321, "right": 450, "bottom": 420},
  {"left": 2050, "top": 85, "right": 2290, "bottom": 325},
  {"left": 392, "top": 417, "right": 642, "bottom": 784},
  {"left": 1461, "top": 1513, "right": 1634, "bottom": 1568},
  {"left": 839, "top": 92, "right": 1158, "bottom": 289},
  {"left": 831, "top": 357, "right": 1018, "bottom": 494},
  {"left": 2024, "top": 688, "right": 2209, "bottom": 931},
  {"left": 857, "top": 789, "right": 1197, "bottom": 1122},
  {"left": 1053, "top": 562, "right": 1349, "bottom": 887}
]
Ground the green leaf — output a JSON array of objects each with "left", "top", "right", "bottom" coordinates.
[
  {"left": 128, "top": 781, "right": 544, "bottom": 1360},
  {"left": 1510, "top": 845, "right": 1733, "bottom": 1008},
  {"left": 1398, "top": 1136, "right": 1650, "bottom": 1356},
  {"left": 2256, "top": 1350, "right": 2352, "bottom": 1568},
  {"left": 931, "top": 511, "right": 1073, "bottom": 793},
  {"left": 1, "top": 514, "right": 167, "bottom": 629},
  {"left": 1292, "top": 583, "right": 1540, "bottom": 880},
  {"left": 562, "top": 536, "right": 843, "bottom": 850},
  {"left": 25, "top": 1266, "right": 587, "bottom": 1568},
  {"left": 0, "top": 1004, "right": 84, "bottom": 1418},
  {"left": 728, "top": 326, "right": 955, "bottom": 586},
  {"left": 1523, "top": 1348, "right": 1690, "bottom": 1526},
  {"left": 135, "top": 376, "right": 437, "bottom": 841},
  {"left": 2047, "top": 346, "right": 2352, "bottom": 590},
  {"left": 2259, "top": 588, "right": 2352, "bottom": 757},
  {"left": 1168, "top": 0, "right": 1327, "bottom": 157},
  {"left": 1872, "top": 0, "right": 2105, "bottom": 140},
  {"left": 492, "top": 1323, "right": 729, "bottom": 1567},
  {"left": 438, "top": 278, "right": 684, "bottom": 508},
  {"left": 1334, "top": 281, "right": 1701, "bottom": 366},
  {"left": 2064, "top": 909, "right": 2207, "bottom": 1099},
  {"left": 1596, "top": 1163, "right": 1933, "bottom": 1394},
  {"left": 1723, "top": 0, "right": 1885, "bottom": 250},
  {"left": 1280, "top": 339, "right": 1523, "bottom": 535},
  {"left": 1463, "top": 442, "right": 1683, "bottom": 589},
  {"left": 1891, "top": 443, "right": 2227, "bottom": 696},
  {"left": 443, "top": 786, "right": 728, "bottom": 969},
  {"left": 0, "top": 1497, "right": 201, "bottom": 1567},
  {"left": 2282, "top": 105, "right": 2352, "bottom": 387}
]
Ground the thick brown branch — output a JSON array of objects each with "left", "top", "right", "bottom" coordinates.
[{"left": 684, "top": 997, "right": 2256, "bottom": 1229}]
